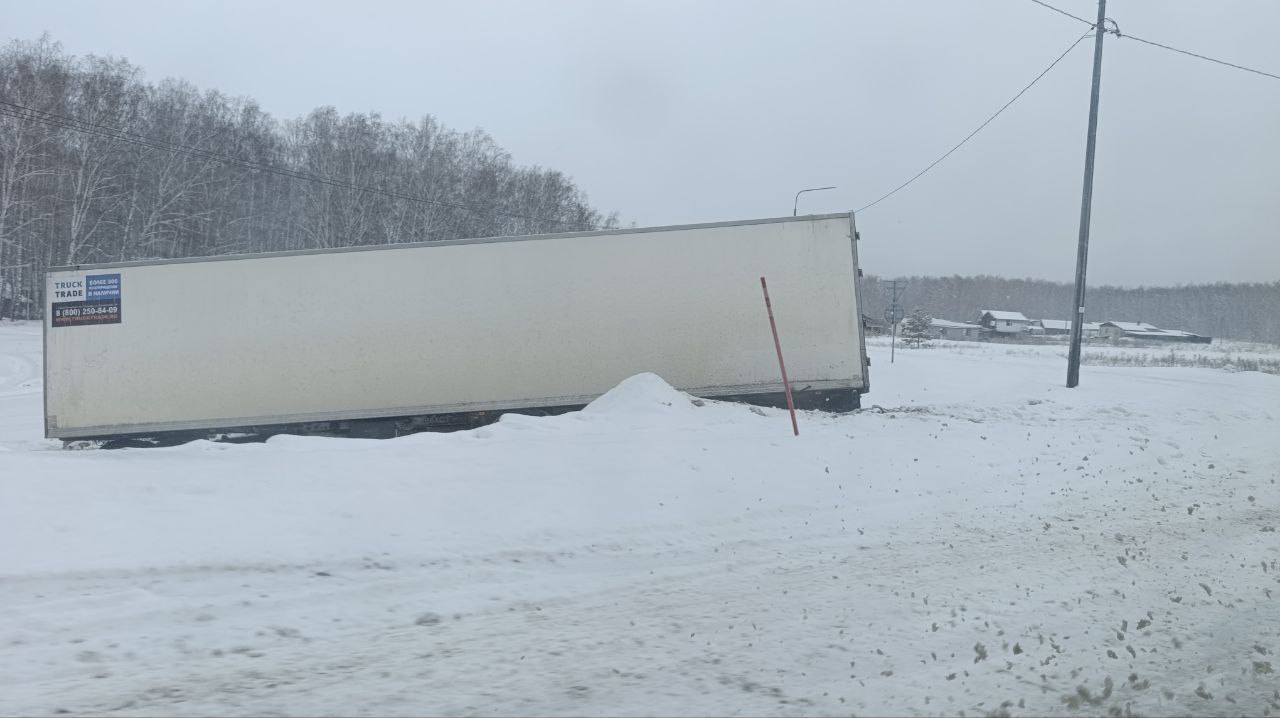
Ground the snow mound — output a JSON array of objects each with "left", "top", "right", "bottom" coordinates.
[{"left": 583, "top": 373, "right": 699, "bottom": 415}]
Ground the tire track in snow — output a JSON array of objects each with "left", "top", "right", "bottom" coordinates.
[{"left": 9, "top": 471, "right": 1277, "bottom": 718}]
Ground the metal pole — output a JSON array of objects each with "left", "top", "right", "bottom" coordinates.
[
  {"left": 1066, "top": 0, "right": 1107, "bottom": 388},
  {"left": 760, "top": 277, "right": 799, "bottom": 436},
  {"left": 890, "top": 319, "right": 897, "bottom": 364},
  {"left": 793, "top": 186, "right": 836, "bottom": 216},
  {"left": 880, "top": 278, "right": 905, "bottom": 364}
]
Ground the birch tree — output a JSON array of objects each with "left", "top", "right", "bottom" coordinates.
[{"left": 0, "top": 35, "right": 616, "bottom": 318}]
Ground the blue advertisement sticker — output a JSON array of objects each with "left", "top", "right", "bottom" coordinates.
[{"left": 86, "top": 273, "right": 121, "bottom": 301}]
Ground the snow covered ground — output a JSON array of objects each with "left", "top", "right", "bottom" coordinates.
[
  {"left": 2, "top": 320, "right": 1278, "bottom": 717},
  {"left": 874, "top": 335, "right": 1280, "bottom": 372}
]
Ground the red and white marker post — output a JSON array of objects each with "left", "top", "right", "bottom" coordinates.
[{"left": 759, "top": 276, "right": 799, "bottom": 436}]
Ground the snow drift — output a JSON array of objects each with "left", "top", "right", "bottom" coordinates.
[{"left": 2, "top": 321, "right": 1278, "bottom": 717}]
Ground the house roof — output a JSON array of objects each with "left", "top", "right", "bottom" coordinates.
[
  {"left": 1038, "top": 319, "right": 1071, "bottom": 331},
  {"left": 1098, "top": 321, "right": 1209, "bottom": 339},
  {"left": 1083, "top": 322, "right": 1102, "bottom": 331},
  {"left": 979, "top": 310, "right": 1029, "bottom": 321},
  {"left": 931, "top": 318, "right": 981, "bottom": 329},
  {"left": 1102, "top": 321, "right": 1161, "bottom": 332}
]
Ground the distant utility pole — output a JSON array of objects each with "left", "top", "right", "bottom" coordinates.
[
  {"left": 880, "top": 279, "right": 907, "bottom": 364},
  {"left": 1066, "top": 0, "right": 1108, "bottom": 388}
]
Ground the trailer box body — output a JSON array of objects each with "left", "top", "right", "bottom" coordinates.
[{"left": 44, "top": 214, "right": 869, "bottom": 441}]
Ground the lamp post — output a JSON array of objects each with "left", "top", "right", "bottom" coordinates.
[{"left": 793, "top": 186, "right": 836, "bottom": 216}]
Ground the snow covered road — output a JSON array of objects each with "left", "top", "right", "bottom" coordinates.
[{"left": 2, "top": 323, "right": 1278, "bottom": 716}]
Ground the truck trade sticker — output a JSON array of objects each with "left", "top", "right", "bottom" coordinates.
[{"left": 51, "top": 273, "right": 121, "bottom": 327}]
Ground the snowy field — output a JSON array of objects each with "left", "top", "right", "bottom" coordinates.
[
  {"left": 2, "top": 320, "right": 1279, "bottom": 717},
  {"left": 873, "top": 336, "right": 1280, "bottom": 374}
]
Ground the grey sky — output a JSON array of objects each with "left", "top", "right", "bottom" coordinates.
[{"left": 7, "top": 0, "right": 1278, "bottom": 286}]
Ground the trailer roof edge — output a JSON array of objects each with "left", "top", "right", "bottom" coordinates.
[{"left": 48, "top": 212, "right": 854, "bottom": 272}]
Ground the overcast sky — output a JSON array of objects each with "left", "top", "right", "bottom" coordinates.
[{"left": 7, "top": 0, "right": 1278, "bottom": 286}]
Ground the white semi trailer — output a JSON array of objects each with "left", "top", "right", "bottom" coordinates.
[{"left": 44, "top": 213, "right": 869, "bottom": 445}]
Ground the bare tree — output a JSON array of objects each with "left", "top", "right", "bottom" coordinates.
[{"left": 0, "top": 35, "right": 619, "bottom": 319}]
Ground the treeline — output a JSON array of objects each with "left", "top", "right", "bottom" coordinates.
[
  {"left": 859, "top": 274, "right": 1280, "bottom": 344},
  {"left": 0, "top": 36, "right": 615, "bottom": 319}
]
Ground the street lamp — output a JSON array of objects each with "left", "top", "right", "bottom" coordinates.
[{"left": 793, "top": 186, "right": 837, "bottom": 216}]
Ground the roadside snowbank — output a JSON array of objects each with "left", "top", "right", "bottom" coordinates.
[{"left": 2, "top": 321, "right": 1278, "bottom": 717}]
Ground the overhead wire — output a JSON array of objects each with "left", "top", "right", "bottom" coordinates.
[
  {"left": 8, "top": 3, "right": 1273, "bottom": 229},
  {"left": 1121, "top": 33, "right": 1280, "bottom": 81},
  {"left": 1026, "top": 0, "right": 1094, "bottom": 26},
  {"left": 854, "top": 2, "right": 1280, "bottom": 215},
  {"left": 0, "top": 98, "right": 597, "bottom": 231},
  {"left": 1024, "top": 0, "right": 1280, "bottom": 81},
  {"left": 854, "top": 29, "right": 1094, "bottom": 214}
]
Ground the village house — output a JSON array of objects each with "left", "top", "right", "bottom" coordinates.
[
  {"left": 897, "top": 317, "right": 982, "bottom": 341},
  {"left": 1037, "top": 319, "right": 1071, "bottom": 335},
  {"left": 1100, "top": 321, "right": 1159, "bottom": 340},
  {"left": 930, "top": 318, "right": 982, "bottom": 340},
  {"left": 1099, "top": 321, "right": 1212, "bottom": 344},
  {"left": 862, "top": 314, "right": 887, "bottom": 336},
  {"left": 1036, "top": 320, "right": 1102, "bottom": 338},
  {"left": 976, "top": 310, "right": 1031, "bottom": 336}
]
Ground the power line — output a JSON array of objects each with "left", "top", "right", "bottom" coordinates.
[
  {"left": 854, "top": 29, "right": 1092, "bottom": 214},
  {"left": 1026, "top": 0, "right": 1094, "bottom": 27},
  {"left": 1024, "top": 0, "right": 1280, "bottom": 81},
  {"left": 0, "top": 99, "right": 597, "bottom": 231},
  {"left": 1122, "top": 33, "right": 1280, "bottom": 81}
]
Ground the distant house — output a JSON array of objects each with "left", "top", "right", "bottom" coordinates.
[
  {"left": 1100, "top": 321, "right": 1159, "bottom": 340},
  {"left": 897, "top": 317, "right": 982, "bottom": 341},
  {"left": 1156, "top": 329, "right": 1212, "bottom": 343},
  {"left": 977, "top": 310, "right": 1031, "bottom": 335},
  {"left": 862, "top": 314, "right": 887, "bottom": 336},
  {"left": 1036, "top": 320, "right": 1102, "bottom": 338},
  {"left": 1038, "top": 319, "right": 1072, "bottom": 336},
  {"left": 930, "top": 318, "right": 982, "bottom": 341},
  {"left": 1099, "top": 321, "right": 1211, "bottom": 344}
]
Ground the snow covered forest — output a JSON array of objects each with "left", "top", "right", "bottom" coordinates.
[
  {"left": 861, "top": 274, "right": 1280, "bottom": 344},
  {"left": 0, "top": 36, "right": 616, "bottom": 319}
]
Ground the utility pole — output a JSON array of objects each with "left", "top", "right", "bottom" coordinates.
[{"left": 1066, "top": 0, "right": 1108, "bottom": 388}]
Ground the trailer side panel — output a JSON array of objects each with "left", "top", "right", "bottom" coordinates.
[{"left": 45, "top": 215, "right": 863, "bottom": 439}]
